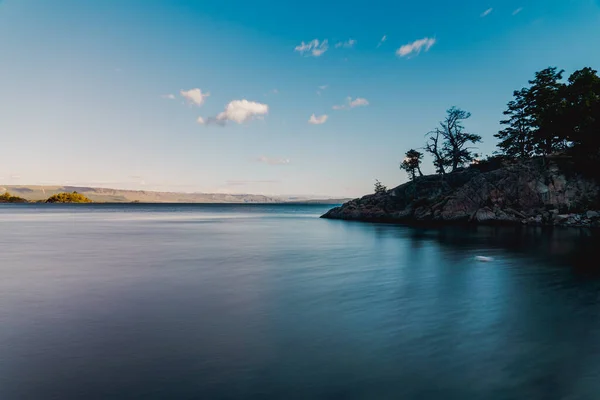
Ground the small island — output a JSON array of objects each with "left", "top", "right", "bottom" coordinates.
[
  {"left": 45, "top": 192, "right": 93, "bottom": 203},
  {"left": 0, "top": 191, "right": 93, "bottom": 204},
  {"left": 322, "top": 66, "right": 600, "bottom": 227},
  {"left": 0, "top": 191, "right": 28, "bottom": 203}
]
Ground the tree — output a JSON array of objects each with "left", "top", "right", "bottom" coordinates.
[
  {"left": 494, "top": 88, "right": 535, "bottom": 158},
  {"left": 425, "top": 128, "right": 448, "bottom": 175},
  {"left": 563, "top": 67, "right": 600, "bottom": 155},
  {"left": 400, "top": 149, "right": 424, "bottom": 180},
  {"left": 46, "top": 192, "right": 92, "bottom": 203},
  {"left": 525, "top": 67, "right": 567, "bottom": 156},
  {"left": 374, "top": 180, "right": 387, "bottom": 194},
  {"left": 436, "top": 107, "right": 482, "bottom": 171},
  {"left": 0, "top": 191, "right": 27, "bottom": 203}
]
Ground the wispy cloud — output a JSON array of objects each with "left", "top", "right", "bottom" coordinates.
[
  {"left": 396, "top": 37, "right": 436, "bottom": 57},
  {"left": 317, "top": 84, "right": 328, "bottom": 96},
  {"left": 198, "top": 99, "right": 269, "bottom": 126},
  {"left": 332, "top": 97, "right": 369, "bottom": 110},
  {"left": 161, "top": 94, "right": 176, "bottom": 100},
  {"left": 480, "top": 8, "right": 493, "bottom": 17},
  {"left": 225, "top": 180, "right": 280, "bottom": 186},
  {"left": 512, "top": 7, "right": 523, "bottom": 15},
  {"left": 308, "top": 114, "right": 328, "bottom": 124},
  {"left": 335, "top": 39, "right": 356, "bottom": 49},
  {"left": 180, "top": 88, "right": 210, "bottom": 106},
  {"left": 377, "top": 35, "right": 387, "bottom": 48},
  {"left": 257, "top": 156, "right": 290, "bottom": 165},
  {"left": 295, "top": 39, "right": 329, "bottom": 57}
]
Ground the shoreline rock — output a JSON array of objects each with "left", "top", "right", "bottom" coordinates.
[{"left": 321, "top": 159, "right": 600, "bottom": 228}]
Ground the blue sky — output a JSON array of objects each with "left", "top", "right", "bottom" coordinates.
[{"left": 1, "top": 0, "right": 599, "bottom": 197}]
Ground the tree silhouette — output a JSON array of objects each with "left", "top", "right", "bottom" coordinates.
[
  {"left": 374, "top": 180, "right": 387, "bottom": 194},
  {"left": 432, "top": 107, "right": 481, "bottom": 172},
  {"left": 400, "top": 149, "right": 424, "bottom": 180}
]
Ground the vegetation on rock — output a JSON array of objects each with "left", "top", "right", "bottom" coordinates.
[
  {"left": 494, "top": 67, "right": 600, "bottom": 164},
  {"left": 400, "top": 149, "right": 424, "bottom": 180},
  {"left": 374, "top": 180, "right": 387, "bottom": 194},
  {"left": 327, "top": 65, "right": 600, "bottom": 227},
  {"left": 45, "top": 192, "right": 92, "bottom": 203},
  {"left": 0, "top": 191, "right": 28, "bottom": 203}
]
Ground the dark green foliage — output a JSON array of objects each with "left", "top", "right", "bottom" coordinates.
[
  {"left": 526, "top": 67, "right": 567, "bottom": 156},
  {"left": 495, "top": 66, "right": 600, "bottom": 163},
  {"left": 0, "top": 191, "right": 27, "bottom": 203},
  {"left": 495, "top": 88, "right": 535, "bottom": 158},
  {"left": 374, "top": 180, "right": 387, "bottom": 194},
  {"left": 564, "top": 68, "right": 600, "bottom": 154},
  {"left": 46, "top": 192, "right": 92, "bottom": 203},
  {"left": 400, "top": 149, "right": 424, "bottom": 180}
]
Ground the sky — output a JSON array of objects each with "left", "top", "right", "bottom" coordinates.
[{"left": 1, "top": 0, "right": 599, "bottom": 197}]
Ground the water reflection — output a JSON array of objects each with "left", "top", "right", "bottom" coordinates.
[{"left": 0, "top": 205, "right": 599, "bottom": 399}]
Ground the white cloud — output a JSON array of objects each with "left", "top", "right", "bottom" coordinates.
[
  {"left": 512, "top": 7, "right": 523, "bottom": 15},
  {"left": 295, "top": 39, "right": 329, "bottom": 57},
  {"left": 377, "top": 35, "right": 387, "bottom": 48},
  {"left": 349, "top": 97, "right": 369, "bottom": 107},
  {"left": 198, "top": 99, "right": 269, "bottom": 126},
  {"left": 257, "top": 156, "right": 290, "bottom": 165},
  {"left": 480, "top": 8, "right": 493, "bottom": 17},
  {"left": 161, "top": 94, "right": 176, "bottom": 100},
  {"left": 317, "top": 84, "right": 328, "bottom": 96},
  {"left": 308, "top": 114, "right": 328, "bottom": 124},
  {"left": 332, "top": 97, "right": 369, "bottom": 110},
  {"left": 396, "top": 37, "right": 436, "bottom": 57},
  {"left": 335, "top": 39, "right": 356, "bottom": 49},
  {"left": 180, "top": 88, "right": 210, "bottom": 106}
]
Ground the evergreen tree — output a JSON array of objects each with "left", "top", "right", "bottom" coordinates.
[
  {"left": 563, "top": 67, "right": 600, "bottom": 154},
  {"left": 374, "top": 180, "right": 387, "bottom": 194},
  {"left": 400, "top": 149, "right": 424, "bottom": 180},
  {"left": 494, "top": 88, "right": 535, "bottom": 158},
  {"left": 525, "top": 67, "right": 567, "bottom": 156}
]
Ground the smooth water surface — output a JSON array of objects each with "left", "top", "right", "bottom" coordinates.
[{"left": 1, "top": 204, "right": 600, "bottom": 399}]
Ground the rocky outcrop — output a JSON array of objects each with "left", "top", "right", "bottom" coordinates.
[{"left": 321, "top": 159, "right": 600, "bottom": 227}]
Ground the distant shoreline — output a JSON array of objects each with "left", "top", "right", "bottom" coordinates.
[
  {"left": 0, "top": 201, "right": 345, "bottom": 206},
  {"left": 0, "top": 185, "right": 350, "bottom": 205}
]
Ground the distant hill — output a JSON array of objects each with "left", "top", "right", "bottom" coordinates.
[{"left": 0, "top": 185, "right": 350, "bottom": 204}]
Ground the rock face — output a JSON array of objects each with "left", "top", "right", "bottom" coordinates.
[{"left": 322, "top": 159, "right": 600, "bottom": 227}]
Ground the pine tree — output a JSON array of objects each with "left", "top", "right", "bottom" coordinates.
[
  {"left": 494, "top": 88, "right": 535, "bottom": 158},
  {"left": 400, "top": 149, "right": 424, "bottom": 180}
]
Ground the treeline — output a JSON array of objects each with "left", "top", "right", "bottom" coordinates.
[
  {"left": 388, "top": 66, "right": 600, "bottom": 189},
  {"left": 0, "top": 191, "right": 28, "bottom": 203},
  {"left": 0, "top": 191, "right": 93, "bottom": 204},
  {"left": 45, "top": 192, "right": 92, "bottom": 203}
]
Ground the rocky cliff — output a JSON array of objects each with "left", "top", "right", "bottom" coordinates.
[{"left": 321, "top": 158, "right": 600, "bottom": 227}]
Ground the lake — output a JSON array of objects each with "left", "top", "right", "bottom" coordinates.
[{"left": 1, "top": 204, "right": 599, "bottom": 399}]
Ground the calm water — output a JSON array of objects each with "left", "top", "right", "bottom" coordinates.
[{"left": 1, "top": 204, "right": 600, "bottom": 399}]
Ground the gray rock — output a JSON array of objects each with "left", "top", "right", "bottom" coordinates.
[
  {"left": 586, "top": 210, "right": 599, "bottom": 219},
  {"left": 321, "top": 159, "right": 600, "bottom": 227}
]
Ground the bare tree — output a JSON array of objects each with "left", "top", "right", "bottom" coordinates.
[
  {"left": 438, "top": 107, "right": 481, "bottom": 171},
  {"left": 425, "top": 129, "right": 447, "bottom": 175}
]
